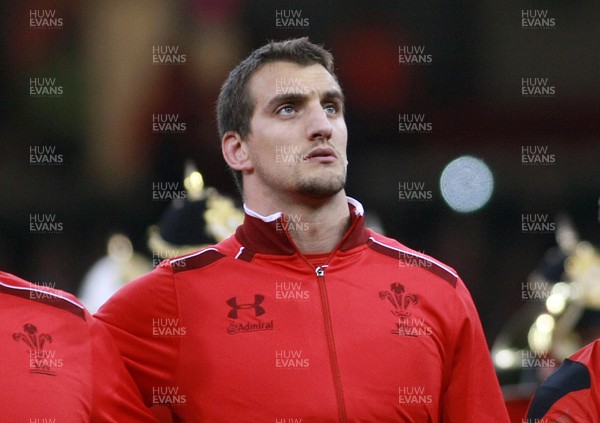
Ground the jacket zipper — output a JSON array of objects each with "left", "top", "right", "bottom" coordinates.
[{"left": 315, "top": 265, "right": 348, "bottom": 423}]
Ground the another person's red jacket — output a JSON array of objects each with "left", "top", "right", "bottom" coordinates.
[
  {"left": 97, "top": 198, "right": 509, "bottom": 422},
  {"left": 526, "top": 340, "right": 600, "bottom": 421},
  {"left": 0, "top": 270, "right": 157, "bottom": 422}
]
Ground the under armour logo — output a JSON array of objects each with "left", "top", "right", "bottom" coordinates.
[{"left": 227, "top": 295, "right": 266, "bottom": 319}]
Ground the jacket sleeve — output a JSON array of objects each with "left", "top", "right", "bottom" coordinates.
[
  {"left": 440, "top": 277, "right": 510, "bottom": 422},
  {"left": 89, "top": 314, "right": 159, "bottom": 422},
  {"left": 94, "top": 264, "right": 181, "bottom": 409},
  {"left": 525, "top": 340, "right": 600, "bottom": 422}
]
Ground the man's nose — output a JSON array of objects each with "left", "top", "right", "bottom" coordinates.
[{"left": 305, "top": 104, "right": 333, "bottom": 141}]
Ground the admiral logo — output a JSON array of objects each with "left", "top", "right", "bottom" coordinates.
[
  {"left": 152, "top": 318, "right": 187, "bottom": 337},
  {"left": 152, "top": 114, "right": 187, "bottom": 133},
  {"left": 398, "top": 251, "right": 433, "bottom": 268},
  {"left": 276, "top": 77, "right": 309, "bottom": 95},
  {"left": 13, "top": 324, "right": 63, "bottom": 375},
  {"left": 398, "top": 386, "right": 433, "bottom": 405},
  {"left": 521, "top": 280, "right": 552, "bottom": 301},
  {"left": 276, "top": 146, "right": 309, "bottom": 164},
  {"left": 275, "top": 10, "right": 309, "bottom": 29},
  {"left": 522, "top": 10, "right": 555, "bottom": 29},
  {"left": 275, "top": 281, "right": 309, "bottom": 301},
  {"left": 152, "top": 386, "right": 187, "bottom": 406},
  {"left": 275, "top": 213, "right": 310, "bottom": 232},
  {"left": 521, "top": 214, "right": 556, "bottom": 234},
  {"left": 227, "top": 294, "right": 274, "bottom": 335},
  {"left": 152, "top": 46, "right": 187, "bottom": 65},
  {"left": 29, "top": 145, "right": 63, "bottom": 165},
  {"left": 521, "top": 145, "right": 555, "bottom": 165},
  {"left": 29, "top": 78, "right": 63, "bottom": 97},
  {"left": 521, "top": 78, "right": 555, "bottom": 97},
  {"left": 398, "top": 182, "right": 433, "bottom": 202},
  {"left": 227, "top": 320, "right": 274, "bottom": 335},
  {"left": 521, "top": 350, "right": 556, "bottom": 369},
  {"left": 152, "top": 181, "right": 187, "bottom": 202},
  {"left": 379, "top": 283, "right": 419, "bottom": 317},
  {"left": 30, "top": 9, "right": 63, "bottom": 29},
  {"left": 29, "top": 214, "right": 63, "bottom": 234},
  {"left": 398, "top": 46, "right": 432, "bottom": 65},
  {"left": 398, "top": 114, "right": 432, "bottom": 134},
  {"left": 275, "top": 350, "right": 310, "bottom": 369}
]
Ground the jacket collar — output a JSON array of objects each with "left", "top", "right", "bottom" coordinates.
[{"left": 234, "top": 197, "right": 370, "bottom": 256}]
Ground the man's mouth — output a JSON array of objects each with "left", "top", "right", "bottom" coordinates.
[{"left": 305, "top": 147, "right": 338, "bottom": 163}]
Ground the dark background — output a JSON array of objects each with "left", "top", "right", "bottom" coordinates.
[{"left": 1, "top": 0, "right": 599, "bottom": 351}]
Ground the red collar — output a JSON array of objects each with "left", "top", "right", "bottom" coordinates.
[{"left": 234, "top": 197, "right": 370, "bottom": 256}]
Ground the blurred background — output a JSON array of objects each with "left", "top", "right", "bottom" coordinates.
[{"left": 1, "top": 0, "right": 599, "bottom": 417}]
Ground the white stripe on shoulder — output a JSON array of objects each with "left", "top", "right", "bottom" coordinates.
[
  {"left": 170, "top": 247, "right": 221, "bottom": 265},
  {"left": 369, "top": 237, "right": 458, "bottom": 279},
  {"left": 235, "top": 247, "right": 245, "bottom": 259},
  {"left": 0, "top": 280, "right": 85, "bottom": 310}
]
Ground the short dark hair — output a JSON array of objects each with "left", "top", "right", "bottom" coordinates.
[{"left": 216, "top": 37, "right": 338, "bottom": 191}]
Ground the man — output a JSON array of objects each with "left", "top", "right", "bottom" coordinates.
[
  {"left": 96, "top": 37, "right": 509, "bottom": 421},
  {"left": 0, "top": 270, "right": 157, "bottom": 422},
  {"left": 525, "top": 340, "right": 600, "bottom": 421}
]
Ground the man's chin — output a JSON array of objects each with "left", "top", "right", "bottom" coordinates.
[{"left": 296, "top": 177, "right": 346, "bottom": 199}]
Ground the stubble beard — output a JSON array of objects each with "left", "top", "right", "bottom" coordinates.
[{"left": 295, "top": 170, "right": 346, "bottom": 199}]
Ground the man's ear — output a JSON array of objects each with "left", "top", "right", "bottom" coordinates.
[{"left": 222, "top": 131, "right": 253, "bottom": 172}]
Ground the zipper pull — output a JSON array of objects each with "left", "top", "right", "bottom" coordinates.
[{"left": 315, "top": 265, "right": 328, "bottom": 277}]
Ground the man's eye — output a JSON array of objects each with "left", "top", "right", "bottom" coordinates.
[
  {"left": 324, "top": 104, "right": 339, "bottom": 114},
  {"left": 277, "top": 105, "right": 295, "bottom": 115}
]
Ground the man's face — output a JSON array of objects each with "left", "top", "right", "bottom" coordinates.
[{"left": 243, "top": 61, "right": 348, "bottom": 200}]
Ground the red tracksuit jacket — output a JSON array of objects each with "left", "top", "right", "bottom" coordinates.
[
  {"left": 526, "top": 339, "right": 600, "bottom": 421},
  {"left": 0, "top": 270, "right": 157, "bottom": 422},
  {"left": 96, "top": 198, "right": 509, "bottom": 422}
]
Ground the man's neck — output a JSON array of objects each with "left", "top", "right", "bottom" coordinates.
[{"left": 246, "top": 192, "right": 351, "bottom": 254}]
